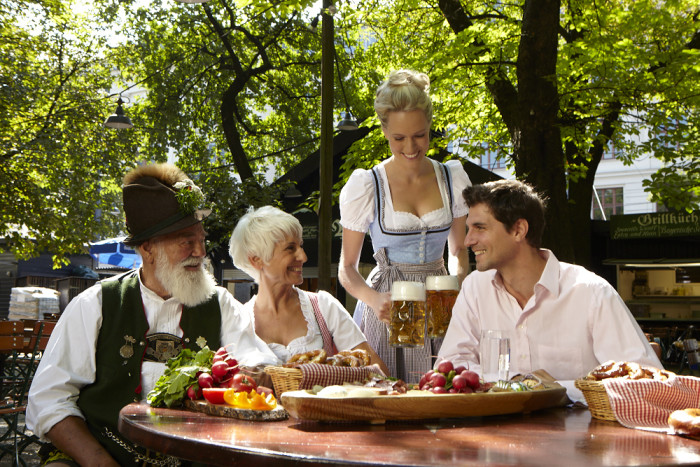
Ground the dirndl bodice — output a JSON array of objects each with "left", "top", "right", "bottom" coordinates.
[{"left": 358, "top": 162, "right": 454, "bottom": 383}]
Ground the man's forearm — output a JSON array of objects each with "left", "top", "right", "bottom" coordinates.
[{"left": 46, "top": 416, "right": 120, "bottom": 467}]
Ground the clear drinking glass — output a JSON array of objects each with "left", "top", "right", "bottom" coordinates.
[{"left": 479, "top": 330, "right": 510, "bottom": 382}]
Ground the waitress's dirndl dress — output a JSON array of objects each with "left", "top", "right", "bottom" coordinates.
[{"left": 339, "top": 158, "right": 470, "bottom": 383}]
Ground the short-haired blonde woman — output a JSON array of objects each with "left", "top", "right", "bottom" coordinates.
[
  {"left": 338, "top": 69, "right": 471, "bottom": 383},
  {"left": 230, "top": 206, "right": 388, "bottom": 374}
]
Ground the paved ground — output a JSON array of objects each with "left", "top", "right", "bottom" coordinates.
[{"left": 0, "top": 415, "right": 41, "bottom": 466}]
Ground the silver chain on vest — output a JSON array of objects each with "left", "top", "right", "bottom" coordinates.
[{"left": 103, "top": 428, "right": 181, "bottom": 466}]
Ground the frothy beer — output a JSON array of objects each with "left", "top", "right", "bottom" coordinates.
[
  {"left": 426, "top": 275, "right": 459, "bottom": 338},
  {"left": 389, "top": 281, "right": 426, "bottom": 348}
]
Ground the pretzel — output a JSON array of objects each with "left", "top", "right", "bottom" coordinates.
[
  {"left": 584, "top": 361, "right": 673, "bottom": 381},
  {"left": 284, "top": 348, "right": 371, "bottom": 367},
  {"left": 284, "top": 349, "right": 327, "bottom": 366},
  {"left": 335, "top": 349, "right": 371, "bottom": 366},
  {"left": 327, "top": 354, "right": 362, "bottom": 367},
  {"left": 669, "top": 408, "right": 700, "bottom": 437}
]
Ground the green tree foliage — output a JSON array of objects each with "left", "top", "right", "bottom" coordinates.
[
  {"left": 335, "top": 0, "right": 699, "bottom": 264},
  {"left": 2, "top": 0, "right": 697, "bottom": 268},
  {"left": 1, "top": 0, "right": 142, "bottom": 265},
  {"left": 105, "top": 0, "right": 331, "bottom": 255}
]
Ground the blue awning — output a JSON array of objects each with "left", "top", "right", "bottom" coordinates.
[{"left": 89, "top": 237, "right": 142, "bottom": 269}]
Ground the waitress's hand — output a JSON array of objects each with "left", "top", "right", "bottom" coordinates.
[{"left": 369, "top": 291, "right": 392, "bottom": 325}]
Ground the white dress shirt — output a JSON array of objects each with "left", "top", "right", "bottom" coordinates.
[
  {"left": 438, "top": 250, "right": 662, "bottom": 401},
  {"left": 26, "top": 271, "right": 278, "bottom": 440}
]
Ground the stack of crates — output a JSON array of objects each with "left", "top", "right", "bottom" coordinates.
[{"left": 8, "top": 287, "right": 60, "bottom": 320}]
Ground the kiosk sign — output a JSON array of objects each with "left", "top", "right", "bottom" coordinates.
[{"left": 610, "top": 211, "right": 700, "bottom": 239}]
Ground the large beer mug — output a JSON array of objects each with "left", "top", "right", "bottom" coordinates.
[
  {"left": 425, "top": 275, "right": 459, "bottom": 338},
  {"left": 389, "top": 281, "right": 426, "bottom": 348}
]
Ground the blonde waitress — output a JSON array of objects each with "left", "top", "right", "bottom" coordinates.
[{"left": 338, "top": 69, "right": 471, "bottom": 383}]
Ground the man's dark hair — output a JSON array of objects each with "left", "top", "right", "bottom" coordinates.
[{"left": 463, "top": 180, "right": 547, "bottom": 248}]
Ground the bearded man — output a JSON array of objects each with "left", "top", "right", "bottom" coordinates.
[{"left": 27, "top": 163, "right": 277, "bottom": 466}]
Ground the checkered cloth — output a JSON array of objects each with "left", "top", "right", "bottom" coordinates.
[
  {"left": 297, "top": 364, "right": 387, "bottom": 390},
  {"left": 603, "top": 375, "right": 700, "bottom": 432}
]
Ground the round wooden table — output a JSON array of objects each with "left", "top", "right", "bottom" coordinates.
[{"left": 118, "top": 402, "right": 700, "bottom": 466}]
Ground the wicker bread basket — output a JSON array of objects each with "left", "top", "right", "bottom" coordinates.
[
  {"left": 574, "top": 378, "right": 616, "bottom": 421},
  {"left": 265, "top": 366, "right": 304, "bottom": 395}
]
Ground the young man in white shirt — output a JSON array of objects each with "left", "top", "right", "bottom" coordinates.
[{"left": 438, "top": 179, "right": 662, "bottom": 401}]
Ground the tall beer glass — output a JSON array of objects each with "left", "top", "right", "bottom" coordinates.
[
  {"left": 425, "top": 275, "right": 459, "bottom": 338},
  {"left": 389, "top": 281, "right": 426, "bottom": 348}
]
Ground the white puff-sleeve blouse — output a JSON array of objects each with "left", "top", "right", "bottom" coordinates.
[{"left": 339, "top": 159, "right": 470, "bottom": 233}]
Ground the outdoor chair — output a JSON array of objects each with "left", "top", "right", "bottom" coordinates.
[{"left": 0, "top": 319, "right": 56, "bottom": 466}]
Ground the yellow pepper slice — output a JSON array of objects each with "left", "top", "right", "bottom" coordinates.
[
  {"left": 249, "top": 391, "right": 277, "bottom": 411},
  {"left": 224, "top": 389, "right": 251, "bottom": 409},
  {"left": 224, "top": 389, "right": 277, "bottom": 410}
]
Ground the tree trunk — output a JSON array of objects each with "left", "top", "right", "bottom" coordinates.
[
  {"left": 514, "top": 0, "right": 575, "bottom": 262},
  {"left": 439, "top": 0, "right": 576, "bottom": 262},
  {"left": 566, "top": 101, "right": 623, "bottom": 267}
]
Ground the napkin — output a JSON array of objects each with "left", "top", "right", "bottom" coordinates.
[
  {"left": 603, "top": 375, "right": 700, "bottom": 432},
  {"left": 296, "top": 363, "right": 387, "bottom": 390}
]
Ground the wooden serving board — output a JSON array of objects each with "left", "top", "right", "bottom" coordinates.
[
  {"left": 281, "top": 384, "right": 568, "bottom": 423},
  {"left": 183, "top": 400, "right": 288, "bottom": 421}
]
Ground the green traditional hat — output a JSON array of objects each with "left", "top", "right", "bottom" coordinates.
[{"left": 122, "top": 163, "right": 210, "bottom": 247}]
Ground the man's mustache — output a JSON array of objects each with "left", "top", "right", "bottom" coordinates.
[{"left": 181, "top": 259, "right": 203, "bottom": 268}]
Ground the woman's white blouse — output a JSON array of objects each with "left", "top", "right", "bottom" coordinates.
[
  {"left": 243, "top": 287, "right": 366, "bottom": 364},
  {"left": 339, "top": 159, "right": 470, "bottom": 233}
]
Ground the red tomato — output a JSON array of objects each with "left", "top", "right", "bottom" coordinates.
[
  {"left": 202, "top": 388, "right": 228, "bottom": 404},
  {"left": 231, "top": 373, "right": 257, "bottom": 393}
]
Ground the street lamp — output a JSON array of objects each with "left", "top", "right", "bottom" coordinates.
[
  {"left": 104, "top": 97, "right": 133, "bottom": 129},
  {"left": 337, "top": 110, "right": 358, "bottom": 131}
]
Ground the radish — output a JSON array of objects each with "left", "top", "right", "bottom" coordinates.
[
  {"left": 198, "top": 372, "right": 214, "bottom": 389},
  {"left": 211, "top": 361, "right": 229, "bottom": 381},
  {"left": 437, "top": 360, "right": 454, "bottom": 374}
]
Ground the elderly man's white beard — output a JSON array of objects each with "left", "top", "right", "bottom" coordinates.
[{"left": 153, "top": 247, "right": 217, "bottom": 307}]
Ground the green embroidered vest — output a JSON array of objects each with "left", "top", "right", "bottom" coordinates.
[{"left": 76, "top": 272, "right": 221, "bottom": 465}]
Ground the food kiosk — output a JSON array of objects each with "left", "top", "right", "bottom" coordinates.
[{"left": 599, "top": 211, "right": 700, "bottom": 370}]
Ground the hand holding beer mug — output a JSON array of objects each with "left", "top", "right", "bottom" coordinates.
[
  {"left": 389, "top": 281, "right": 426, "bottom": 348},
  {"left": 425, "top": 275, "right": 459, "bottom": 338}
]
